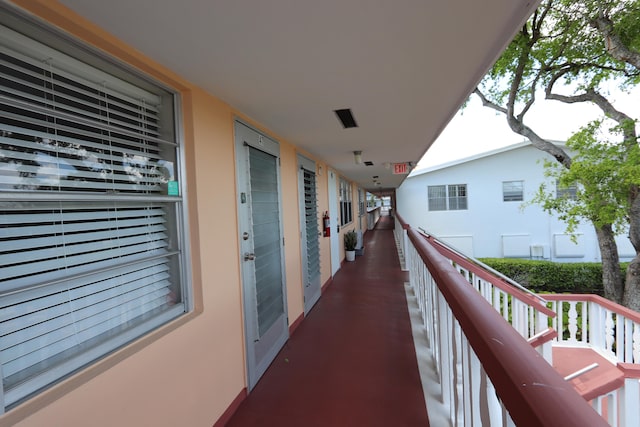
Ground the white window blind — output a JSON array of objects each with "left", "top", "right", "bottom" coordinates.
[
  {"left": 428, "top": 184, "right": 467, "bottom": 211},
  {"left": 0, "top": 19, "right": 187, "bottom": 412},
  {"left": 428, "top": 185, "right": 446, "bottom": 211},
  {"left": 503, "top": 181, "right": 524, "bottom": 202},
  {"left": 339, "top": 178, "right": 352, "bottom": 226}
]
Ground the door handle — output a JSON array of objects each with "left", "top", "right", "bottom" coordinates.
[{"left": 244, "top": 252, "right": 256, "bottom": 261}]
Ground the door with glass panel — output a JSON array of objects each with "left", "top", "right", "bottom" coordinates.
[
  {"left": 297, "top": 155, "right": 321, "bottom": 314},
  {"left": 234, "top": 121, "right": 288, "bottom": 390}
]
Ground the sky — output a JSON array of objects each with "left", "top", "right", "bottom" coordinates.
[{"left": 416, "top": 86, "right": 640, "bottom": 170}]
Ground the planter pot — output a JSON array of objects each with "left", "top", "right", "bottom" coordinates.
[{"left": 346, "top": 250, "right": 356, "bottom": 262}]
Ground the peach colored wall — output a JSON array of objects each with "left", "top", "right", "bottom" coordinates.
[{"left": 0, "top": 2, "right": 358, "bottom": 426}]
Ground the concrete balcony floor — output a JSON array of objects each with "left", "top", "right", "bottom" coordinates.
[{"left": 226, "top": 215, "right": 431, "bottom": 426}]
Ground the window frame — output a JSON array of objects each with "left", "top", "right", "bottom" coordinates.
[
  {"left": 556, "top": 181, "right": 578, "bottom": 200},
  {"left": 339, "top": 178, "right": 353, "bottom": 226},
  {"left": 428, "top": 184, "right": 467, "bottom": 211},
  {"left": 0, "top": 9, "right": 191, "bottom": 412},
  {"left": 358, "top": 188, "right": 365, "bottom": 217},
  {"left": 502, "top": 180, "right": 524, "bottom": 202}
]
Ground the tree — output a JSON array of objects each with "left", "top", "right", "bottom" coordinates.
[{"left": 474, "top": 0, "right": 640, "bottom": 309}]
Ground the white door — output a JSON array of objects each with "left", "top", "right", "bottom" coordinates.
[
  {"left": 235, "top": 121, "right": 288, "bottom": 390},
  {"left": 328, "top": 170, "right": 340, "bottom": 276},
  {"left": 298, "top": 155, "right": 321, "bottom": 313}
]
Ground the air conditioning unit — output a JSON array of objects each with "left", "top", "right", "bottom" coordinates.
[{"left": 530, "top": 245, "right": 544, "bottom": 258}]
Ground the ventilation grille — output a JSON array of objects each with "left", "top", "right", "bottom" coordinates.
[{"left": 334, "top": 108, "right": 358, "bottom": 128}]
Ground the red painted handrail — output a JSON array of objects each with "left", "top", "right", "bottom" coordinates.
[{"left": 408, "top": 228, "right": 607, "bottom": 426}]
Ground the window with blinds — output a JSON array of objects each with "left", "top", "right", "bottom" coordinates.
[
  {"left": 427, "top": 185, "right": 447, "bottom": 211},
  {"left": 502, "top": 180, "right": 524, "bottom": 202},
  {"left": 339, "top": 178, "right": 352, "bottom": 226},
  {"left": 0, "top": 16, "right": 188, "bottom": 412},
  {"left": 428, "top": 184, "right": 467, "bottom": 211},
  {"left": 556, "top": 181, "right": 578, "bottom": 200}
]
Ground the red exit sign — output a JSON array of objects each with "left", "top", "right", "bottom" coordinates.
[{"left": 393, "top": 163, "right": 409, "bottom": 175}]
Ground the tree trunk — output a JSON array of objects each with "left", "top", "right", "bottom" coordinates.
[
  {"left": 595, "top": 224, "right": 623, "bottom": 304},
  {"left": 624, "top": 256, "right": 640, "bottom": 311},
  {"left": 623, "top": 189, "right": 640, "bottom": 311}
]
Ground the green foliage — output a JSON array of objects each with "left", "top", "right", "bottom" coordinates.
[
  {"left": 530, "top": 119, "right": 640, "bottom": 234},
  {"left": 479, "top": 258, "right": 629, "bottom": 294},
  {"left": 344, "top": 230, "right": 357, "bottom": 251},
  {"left": 478, "top": 0, "right": 640, "bottom": 119},
  {"left": 475, "top": 0, "right": 640, "bottom": 306}
]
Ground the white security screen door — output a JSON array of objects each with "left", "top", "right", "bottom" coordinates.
[
  {"left": 297, "top": 155, "right": 321, "bottom": 314},
  {"left": 328, "top": 170, "right": 340, "bottom": 276},
  {"left": 234, "top": 121, "right": 288, "bottom": 390}
]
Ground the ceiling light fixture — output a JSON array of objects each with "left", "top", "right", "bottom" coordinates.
[{"left": 353, "top": 150, "right": 362, "bottom": 164}]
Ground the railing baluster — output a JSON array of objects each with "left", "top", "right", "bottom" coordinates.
[
  {"left": 633, "top": 323, "right": 640, "bottom": 363},
  {"left": 608, "top": 392, "right": 618, "bottom": 426},
  {"left": 453, "top": 319, "right": 464, "bottom": 427},
  {"left": 590, "top": 301, "right": 601, "bottom": 349},
  {"left": 461, "top": 332, "right": 472, "bottom": 426},
  {"left": 469, "top": 348, "right": 482, "bottom": 426},
  {"left": 485, "top": 376, "right": 502, "bottom": 425},
  {"left": 581, "top": 300, "right": 587, "bottom": 345},
  {"left": 620, "top": 375, "right": 640, "bottom": 426},
  {"left": 568, "top": 301, "right": 578, "bottom": 342},
  {"left": 606, "top": 309, "right": 615, "bottom": 356},
  {"left": 624, "top": 318, "right": 632, "bottom": 363}
]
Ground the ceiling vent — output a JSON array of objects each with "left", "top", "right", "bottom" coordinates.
[
  {"left": 334, "top": 108, "right": 358, "bottom": 129},
  {"left": 364, "top": 161, "right": 374, "bottom": 166}
]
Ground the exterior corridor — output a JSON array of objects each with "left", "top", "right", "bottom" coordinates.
[{"left": 226, "top": 215, "right": 430, "bottom": 426}]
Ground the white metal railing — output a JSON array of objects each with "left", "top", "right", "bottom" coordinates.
[
  {"left": 545, "top": 294, "right": 640, "bottom": 426},
  {"left": 395, "top": 213, "right": 640, "bottom": 425},
  {"left": 439, "top": 246, "right": 556, "bottom": 362},
  {"left": 406, "top": 224, "right": 557, "bottom": 362},
  {"left": 393, "top": 214, "right": 408, "bottom": 271},
  {"left": 407, "top": 241, "right": 507, "bottom": 426},
  {"left": 404, "top": 226, "right": 605, "bottom": 427},
  {"left": 367, "top": 206, "right": 381, "bottom": 231},
  {"left": 545, "top": 294, "right": 640, "bottom": 364}
]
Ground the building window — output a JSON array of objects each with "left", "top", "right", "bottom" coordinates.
[
  {"left": 339, "top": 178, "right": 352, "bottom": 225},
  {"left": 503, "top": 181, "right": 524, "bottom": 202},
  {"left": 0, "top": 14, "right": 189, "bottom": 411},
  {"left": 556, "top": 181, "right": 578, "bottom": 200},
  {"left": 428, "top": 184, "right": 467, "bottom": 211}
]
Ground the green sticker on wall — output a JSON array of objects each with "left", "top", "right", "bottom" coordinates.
[{"left": 168, "top": 180, "right": 179, "bottom": 196}]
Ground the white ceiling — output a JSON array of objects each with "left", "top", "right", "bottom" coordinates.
[{"left": 57, "top": 0, "right": 539, "bottom": 195}]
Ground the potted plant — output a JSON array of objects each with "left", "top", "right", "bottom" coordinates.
[{"left": 344, "top": 230, "right": 357, "bottom": 262}]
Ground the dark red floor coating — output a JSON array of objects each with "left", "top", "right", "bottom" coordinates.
[{"left": 225, "top": 215, "right": 429, "bottom": 426}]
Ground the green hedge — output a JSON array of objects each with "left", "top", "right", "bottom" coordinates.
[{"left": 477, "top": 258, "right": 629, "bottom": 295}]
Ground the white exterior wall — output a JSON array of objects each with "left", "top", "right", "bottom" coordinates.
[{"left": 397, "top": 143, "right": 635, "bottom": 262}]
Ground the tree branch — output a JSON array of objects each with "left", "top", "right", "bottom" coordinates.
[
  {"left": 474, "top": 88, "right": 572, "bottom": 168},
  {"left": 546, "top": 87, "right": 634, "bottom": 127},
  {"left": 591, "top": 15, "right": 640, "bottom": 70}
]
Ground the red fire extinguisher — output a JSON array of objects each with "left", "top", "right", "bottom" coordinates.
[{"left": 323, "top": 211, "right": 330, "bottom": 237}]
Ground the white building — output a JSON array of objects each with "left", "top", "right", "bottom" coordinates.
[{"left": 397, "top": 141, "right": 635, "bottom": 262}]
